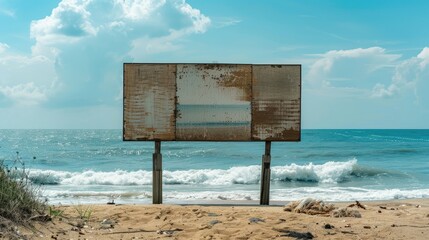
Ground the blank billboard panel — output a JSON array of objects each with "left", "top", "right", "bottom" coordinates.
[{"left": 123, "top": 64, "right": 301, "bottom": 141}]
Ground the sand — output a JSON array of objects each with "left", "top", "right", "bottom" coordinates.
[{"left": 15, "top": 199, "right": 429, "bottom": 239}]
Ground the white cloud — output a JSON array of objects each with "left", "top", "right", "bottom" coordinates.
[
  {"left": 417, "top": 47, "right": 429, "bottom": 68},
  {"left": 371, "top": 47, "right": 429, "bottom": 100},
  {"left": 30, "top": 0, "right": 97, "bottom": 45},
  {"left": 31, "top": 0, "right": 210, "bottom": 54},
  {"left": 371, "top": 83, "right": 399, "bottom": 98},
  {"left": 21, "top": 0, "right": 210, "bottom": 107},
  {"left": 177, "top": 1, "right": 210, "bottom": 33},
  {"left": 306, "top": 46, "right": 429, "bottom": 102},
  {"left": 0, "top": 82, "right": 47, "bottom": 106},
  {"left": 0, "top": 54, "right": 56, "bottom": 106},
  {"left": 0, "top": 42, "right": 9, "bottom": 54},
  {"left": 117, "top": 0, "right": 167, "bottom": 20},
  {"left": 307, "top": 47, "right": 400, "bottom": 88}
]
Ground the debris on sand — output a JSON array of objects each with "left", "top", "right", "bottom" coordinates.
[
  {"left": 285, "top": 198, "right": 364, "bottom": 218},
  {"left": 331, "top": 208, "right": 361, "bottom": 218},
  {"left": 324, "top": 223, "right": 334, "bottom": 229},
  {"left": 347, "top": 201, "right": 366, "bottom": 210},
  {"left": 284, "top": 198, "right": 336, "bottom": 215},
  {"left": 274, "top": 228, "right": 314, "bottom": 239},
  {"left": 209, "top": 220, "right": 221, "bottom": 226},
  {"left": 156, "top": 228, "right": 183, "bottom": 236},
  {"left": 248, "top": 217, "right": 265, "bottom": 223}
]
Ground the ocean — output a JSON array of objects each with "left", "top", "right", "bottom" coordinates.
[{"left": 1, "top": 129, "right": 428, "bottom": 204}]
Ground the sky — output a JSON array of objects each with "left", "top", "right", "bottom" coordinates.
[{"left": 0, "top": 0, "right": 428, "bottom": 129}]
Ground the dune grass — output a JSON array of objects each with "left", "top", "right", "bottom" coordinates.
[{"left": 0, "top": 152, "right": 46, "bottom": 235}]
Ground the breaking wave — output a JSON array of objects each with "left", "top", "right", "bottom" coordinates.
[{"left": 28, "top": 159, "right": 392, "bottom": 186}]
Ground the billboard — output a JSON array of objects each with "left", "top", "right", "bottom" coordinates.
[{"left": 123, "top": 63, "right": 301, "bottom": 141}]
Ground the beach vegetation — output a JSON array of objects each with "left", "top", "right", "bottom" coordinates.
[
  {"left": 0, "top": 152, "right": 47, "bottom": 237},
  {"left": 74, "top": 205, "right": 93, "bottom": 220},
  {"left": 48, "top": 206, "right": 64, "bottom": 218}
]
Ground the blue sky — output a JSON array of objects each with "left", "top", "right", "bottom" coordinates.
[{"left": 0, "top": 0, "right": 428, "bottom": 129}]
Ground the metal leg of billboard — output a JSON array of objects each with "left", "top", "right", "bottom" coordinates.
[
  {"left": 153, "top": 141, "right": 162, "bottom": 204},
  {"left": 260, "top": 141, "right": 271, "bottom": 205}
]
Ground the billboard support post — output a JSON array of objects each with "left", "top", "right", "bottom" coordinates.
[
  {"left": 153, "top": 141, "right": 162, "bottom": 204},
  {"left": 124, "top": 63, "right": 302, "bottom": 205},
  {"left": 260, "top": 141, "right": 271, "bottom": 205}
]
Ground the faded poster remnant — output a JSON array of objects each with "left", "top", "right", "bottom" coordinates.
[{"left": 176, "top": 64, "right": 252, "bottom": 140}]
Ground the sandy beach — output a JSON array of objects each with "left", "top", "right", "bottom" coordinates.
[{"left": 15, "top": 199, "right": 429, "bottom": 240}]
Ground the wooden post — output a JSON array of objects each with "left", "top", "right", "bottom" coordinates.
[
  {"left": 260, "top": 141, "right": 271, "bottom": 205},
  {"left": 153, "top": 141, "right": 162, "bottom": 204}
]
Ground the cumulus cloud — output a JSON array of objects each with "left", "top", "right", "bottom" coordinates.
[
  {"left": 372, "top": 47, "right": 429, "bottom": 102},
  {"left": 31, "top": 0, "right": 210, "bottom": 54},
  {"left": 307, "top": 47, "right": 400, "bottom": 88},
  {"left": 25, "top": 0, "right": 210, "bottom": 107},
  {"left": 30, "top": 0, "right": 97, "bottom": 45}
]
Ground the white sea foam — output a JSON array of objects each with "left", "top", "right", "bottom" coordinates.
[
  {"left": 167, "top": 188, "right": 429, "bottom": 202},
  {"left": 34, "top": 158, "right": 426, "bottom": 204},
  {"left": 271, "top": 159, "right": 357, "bottom": 183},
  {"left": 42, "top": 187, "right": 429, "bottom": 204},
  {"left": 28, "top": 159, "right": 360, "bottom": 186}
]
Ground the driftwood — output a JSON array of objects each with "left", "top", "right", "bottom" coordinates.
[
  {"left": 391, "top": 224, "right": 429, "bottom": 228},
  {"left": 103, "top": 227, "right": 184, "bottom": 235},
  {"left": 273, "top": 228, "right": 314, "bottom": 239},
  {"left": 102, "top": 229, "right": 155, "bottom": 235},
  {"left": 347, "top": 201, "right": 366, "bottom": 210}
]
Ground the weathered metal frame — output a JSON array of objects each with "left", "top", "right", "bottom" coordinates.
[{"left": 123, "top": 63, "right": 301, "bottom": 142}]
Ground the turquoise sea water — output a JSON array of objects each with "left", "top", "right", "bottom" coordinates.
[{"left": 0, "top": 129, "right": 428, "bottom": 204}]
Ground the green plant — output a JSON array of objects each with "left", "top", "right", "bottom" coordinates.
[
  {"left": 48, "top": 206, "right": 64, "bottom": 218},
  {"left": 74, "top": 205, "right": 93, "bottom": 220},
  {"left": 0, "top": 152, "right": 46, "bottom": 225}
]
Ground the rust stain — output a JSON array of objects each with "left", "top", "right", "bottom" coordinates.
[
  {"left": 123, "top": 64, "right": 176, "bottom": 141},
  {"left": 252, "top": 105, "right": 278, "bottom": 125},
  {"left": 217, "top": 68, "right": 252, "bottom": 102},
  {"left": 200, "top": 64, "right": 222, "bottom": 70},
  {"left": 251, "top": 65, "right": 301, "bottom": 141},
  {"left": 176, "top": 126, "right": 251, "bottom": 141}
]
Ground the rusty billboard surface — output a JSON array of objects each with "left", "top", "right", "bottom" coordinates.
[
  {"left": 123, "top": 63, "right": 301, "bottom": 141},
  {"left": 123, "top": 64, "right": 176, "bottom": 140}
]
